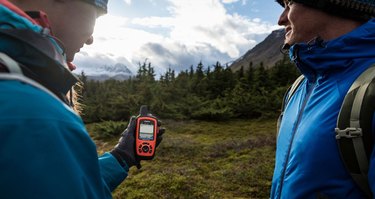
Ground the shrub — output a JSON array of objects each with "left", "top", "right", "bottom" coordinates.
[{"left": 90, "top": 121, "right": 127, "bottom": 139}]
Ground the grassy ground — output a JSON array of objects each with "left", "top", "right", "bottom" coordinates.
[{"left": 88, "top": 119, "right": 277, "bottom": 199}]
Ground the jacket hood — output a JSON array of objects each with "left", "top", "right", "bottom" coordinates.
[
  {"left": 0, "top": 2, "right": 79, "bottom": 101},
  {"left": 289, "top": 19, "right": 375, "bottom": 81}
]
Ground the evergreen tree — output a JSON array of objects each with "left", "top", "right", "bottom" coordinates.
[
  {"left": 237, "top": 65, "right": 244, "bottom": 80},
  {"left": 80, "top": 58, "right": 296, "bottom": 123}
]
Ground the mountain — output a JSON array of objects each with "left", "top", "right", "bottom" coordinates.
[
  {"left": 76, "top": 63, "right": 133, "bottom": 81},
  {"left": 230, "top": 29, "right": 285, "bottom": 71},
  {"left": 101, "top": 63, "right": 133, "bottom": 74},
  {"left": 86, "top": 73, "right": 132, "bottom": 81}
]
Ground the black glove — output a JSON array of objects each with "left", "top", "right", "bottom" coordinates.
[
  {"left": 153, "top": 114, "right": 165, "bottom": 148},
  {"left": 110, "top": 116, "right": 141, "bottom": 168},
  {"left": 110, "top": 115, "right": 165, "bottom": 169}
]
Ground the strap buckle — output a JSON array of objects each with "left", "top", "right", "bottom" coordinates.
[{"left": 335, "top": 127, "right": 362, "bottom": 139}]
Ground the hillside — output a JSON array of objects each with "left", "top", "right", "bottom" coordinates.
[{"left": 230, "top": 29, "right": 285, "bottom": 71}]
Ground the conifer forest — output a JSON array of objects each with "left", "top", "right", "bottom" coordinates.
[{"left": 79, "top": 56, "right": 300, "bottom": 124}]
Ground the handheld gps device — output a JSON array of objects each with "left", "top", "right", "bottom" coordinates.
[{"left": 135, "top": 105, "right": 158, "bottom": 158}]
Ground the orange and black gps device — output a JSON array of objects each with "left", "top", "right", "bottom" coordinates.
[{"left": 135, "top": 105, "right": 158, "bottom": 159}]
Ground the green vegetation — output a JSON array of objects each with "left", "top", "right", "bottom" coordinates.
[
  {"left": 88, "top": 120, "right": 127, "bottom": 140},
  {"left": 79, "top": 55, "right": 299, "bottom": 123},
  {"left": 89, "top": 119, "right": 277, "bottom": 199},
  {"left": 81, "top": 56, "right": 299, "bottom": 198}
]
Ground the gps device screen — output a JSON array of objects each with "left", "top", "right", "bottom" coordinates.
[{"left": 139, "top": 121, "right": 155, "bottom": 140}]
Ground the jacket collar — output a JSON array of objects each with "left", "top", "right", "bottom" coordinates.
[
  {"left": 0, "top": 0, "right": 37, "bottom": 24},
  {"left": 289, "top": 19, "right": 375, "bottom": 81}
]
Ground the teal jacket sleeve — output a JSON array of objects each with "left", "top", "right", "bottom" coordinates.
[
  {"left": 0, "top": 81, "right": 127, "bottom": 198},
  {"left": 98, "top": 152, "right": 129, "bottom": 192}
]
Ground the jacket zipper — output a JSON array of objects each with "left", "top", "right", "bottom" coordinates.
[{"left": 276, "top": 77, "right": 317, "bottom": 199}]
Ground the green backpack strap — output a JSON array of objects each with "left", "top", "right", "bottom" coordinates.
[
  {"left": 277, "top": 75, "right": 305, "bottom": 138},
  {"left": 335, "top": 64, "right": 375, "bottom": 198}
]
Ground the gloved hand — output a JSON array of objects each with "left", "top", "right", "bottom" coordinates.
[{"left": 110, "top": 115, "right": 165, "bottom": 169}]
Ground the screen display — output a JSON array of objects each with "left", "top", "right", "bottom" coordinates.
[{"left": 139, "top": 120, "right": 155, "bottom": 140}]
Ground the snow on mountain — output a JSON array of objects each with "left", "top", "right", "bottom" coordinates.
[{"left": 74, "top": 63, "right": 133, "bottom": 81}]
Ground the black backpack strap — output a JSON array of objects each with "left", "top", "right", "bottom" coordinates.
[
  {"left": 277, "top": 75, "right": 305, "bottom": 137},
  {"left": 0, "top": 29, "right": 79, "bottom": 96},
  {"left": 0, "top": 53, "right": 66, "bottom": 105},
  {"left": 335, "top": 64, "right": 375, "bottom": 198}
]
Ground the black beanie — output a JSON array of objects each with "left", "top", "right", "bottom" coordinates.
[{"left": 276, "top": 0, "right": 375, "bottom": 21}]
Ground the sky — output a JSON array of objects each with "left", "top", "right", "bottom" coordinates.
[{"left": 73, "top": 0, "right": 284, "bottom": 76}]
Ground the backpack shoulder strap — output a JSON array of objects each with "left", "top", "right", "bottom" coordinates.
[
  {"left": 277, "top": 75, "right": 305, "bottom": 137},
  {"left": 335, "top": 64, "right": 375, "bottom": 198},
  {"left": 0, "top": 52, "right": 23, "bottom": 74},
  {"left": 0, "top": 52, "right": 65, "bottom": 104}
]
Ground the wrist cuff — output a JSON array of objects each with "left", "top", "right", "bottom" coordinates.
[{"left": 110, "top": 150, "right": 128, "bottom": 168}]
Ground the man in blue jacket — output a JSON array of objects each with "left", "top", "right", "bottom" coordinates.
[
  {"left": 0, "top": 0, "right": 163, "bottom": 198},
  {"left": 272, "top": 0, "right": 375, "bottom": 198}
]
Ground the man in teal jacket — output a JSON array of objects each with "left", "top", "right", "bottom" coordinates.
[
  {"left": 272, "top": 0, "right": 375, "bottom": 198},
  {"left": 0, "top": 0, "right": 163, "bottom": 198}
]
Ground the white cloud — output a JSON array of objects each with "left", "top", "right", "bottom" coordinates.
[
  {"left": 221, "top": 0, "right": 248, "bottom": 5},
  {"left": 222, "top": 0, "right": 240, "bottom": 4},
  {"left": 132, "top": 16, "right": 174, "bottom": 28},
  {"left": 73, "top": 0, "right": 279, "bottom": 76},
  {"left": 123, "top": 0, "right": 131, "bottom": 5}
]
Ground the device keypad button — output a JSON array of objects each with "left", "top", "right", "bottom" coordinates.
[{"left": 142, "top": 145, "right": 149, "bottom": 152}]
